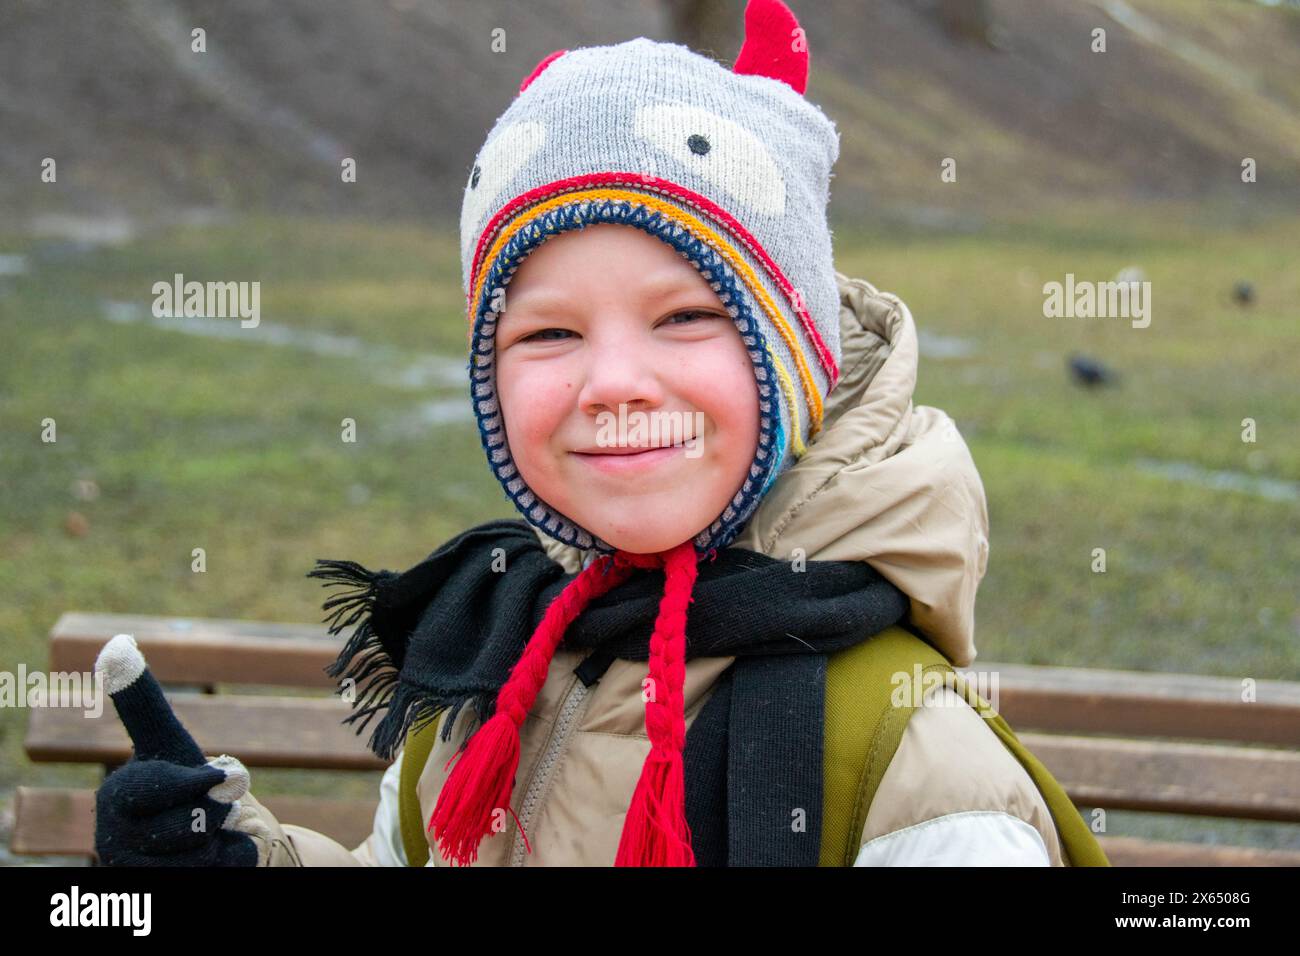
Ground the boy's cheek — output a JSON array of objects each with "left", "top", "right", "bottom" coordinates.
[
  {"left": 503, "top": 396, "right": 575, "bottom": 468},
  {"left": 500, "top": 367, "right": 574, "bottom": 420},
  {"left": 520, "top": 388, "right": 576, "bottom": 438}
]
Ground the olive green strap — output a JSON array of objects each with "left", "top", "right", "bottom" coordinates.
[
  {"left": 397, "top": 715, "right": 444, "bottom": 867},
  {"left": 821, "top": 625, "right": 1109, "bottom": 867},
  {"left": 943, "top": 671, "right": 1111, "bottom": 867},
  {"left": 821, "top": 625, "right": 947, "bottom": 866}
]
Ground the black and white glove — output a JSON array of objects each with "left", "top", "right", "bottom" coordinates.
[{"left": 92, "top": 633, "right": 288, "bottom": 866}]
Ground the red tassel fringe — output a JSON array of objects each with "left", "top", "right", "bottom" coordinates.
[{"left": 428, "top": 539, "right": 702, "bottom": 867}]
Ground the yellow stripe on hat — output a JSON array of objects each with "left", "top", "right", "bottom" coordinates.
[{"left": 470, "top": 188, "right": 822, "bottom": 447}]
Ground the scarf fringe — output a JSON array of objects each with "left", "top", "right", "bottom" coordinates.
[{"left": 308, "top": 558, "right": 497, "bottom": 761}]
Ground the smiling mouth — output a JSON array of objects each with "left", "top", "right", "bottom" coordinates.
[
  {"left": 573, "top": 440, "right": 689, "bottom": 456},
  {"left": 570, "top": 442, "right": 688, "bottom": 472}
]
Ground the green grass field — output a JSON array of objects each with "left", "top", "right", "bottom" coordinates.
[{"left": 2, "top": 208, "right": 1297, "bottom": 852}]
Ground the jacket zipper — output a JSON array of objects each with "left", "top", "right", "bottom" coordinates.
[
  {"left": 506, "top": 549, "right": 601, "bottom": 865},
  {"left": 502, "top": 650, "right": 715, "bottom": 865},
  {"left": 508, "top": 673, "right": 592, "bottom": 866}
]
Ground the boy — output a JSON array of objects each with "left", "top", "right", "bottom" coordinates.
[{"left": 94, "top": 0, "right": 1076, "bottom": 867}]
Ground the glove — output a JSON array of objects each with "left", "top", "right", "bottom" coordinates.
[{"left": 92, "top": 633, "right": 299, "bottom": 866}]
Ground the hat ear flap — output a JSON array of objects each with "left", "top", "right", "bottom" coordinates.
[
  {"left": 732, "top": 0, "right": 809, "bottom": 95},
  {"left": 519, "top": 49, "right": 568, "bottom": 93}
]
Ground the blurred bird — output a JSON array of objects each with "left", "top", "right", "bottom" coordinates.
[
  {"left": 1067, "top": 352, "right": 1119, "bottom": 388},
  {"left": 1232, "top": 281, "right": 1254, "bottom": 306}
]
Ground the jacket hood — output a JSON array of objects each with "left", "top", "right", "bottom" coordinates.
[{"left": 536, "top": 271, "right": 988, "bottom": 667}]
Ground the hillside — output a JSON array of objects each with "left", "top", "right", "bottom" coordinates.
[{"left": 2, "top": 0, "right": 1299, "bottom": 228}]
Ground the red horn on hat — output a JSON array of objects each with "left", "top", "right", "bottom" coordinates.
[
  {"left": 732, "top": 0, "right": 810, "bottom": 95},
  {"left": 520, "top": 49, "right": 567, "bottom": 93}
]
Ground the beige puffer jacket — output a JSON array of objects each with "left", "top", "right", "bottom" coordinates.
[{"left": 259, "top": 273, "right": 1066, "bottom": 867}]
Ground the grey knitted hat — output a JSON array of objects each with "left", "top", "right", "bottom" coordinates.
[{"left": 461, "top": 0, "right": 841, "bottom": 556}]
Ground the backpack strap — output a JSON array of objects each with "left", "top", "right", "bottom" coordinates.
[
  {"left": 397, "top": 714, "right": 443, "bottom": 867},
  {"left": 941, "top": 670, "right": 1111, "bottom": 866},
  {"left": 821, "top": 624, "right": 1109, "bottom": 867},
  {"left": 820, "top": 624, "right": 952, "bottom": 865}
]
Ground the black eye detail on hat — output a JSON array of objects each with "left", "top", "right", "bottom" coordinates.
[
  {"left": 470, "top": 164, "right": 481, "bottom": 189},
  {"left": 687, "top": 134, "right": 711, "bottom": 156}
]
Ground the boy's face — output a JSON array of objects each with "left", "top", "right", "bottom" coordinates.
[{"left": 495, "top": 223, "right": 759, "bottom": 555}]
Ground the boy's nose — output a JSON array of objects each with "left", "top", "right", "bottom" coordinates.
[{"left": 576, "top": 332, "right": 666, "bottom": 418}]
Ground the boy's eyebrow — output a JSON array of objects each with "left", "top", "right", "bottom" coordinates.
[
  {"left": 501, "top": 289, "right": 572, "bottom": 318},
  {"left": 506, "top": 272, "right": 709, "bottom": 317}
]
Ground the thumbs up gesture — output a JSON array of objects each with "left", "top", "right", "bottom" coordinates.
[{"left": 93, "top": 634, "right": 288, "bottom": 866}]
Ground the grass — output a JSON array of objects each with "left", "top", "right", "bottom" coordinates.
[
  {"left": 833, "top": 205, "right": 1299, "bottom": 682},
  {"left": 1, "top": 207, "right": 1296, "bottom": 851}
]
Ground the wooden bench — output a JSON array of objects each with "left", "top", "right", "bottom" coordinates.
[
  {"left": 13, "top": 612, "right": 387, "bottom": 860},
  {"left": 12, "top": 612, "right": 1300, "bottom": 865}
]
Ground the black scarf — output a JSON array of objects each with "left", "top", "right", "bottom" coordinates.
[{"left": 307, "top": 518, "right": 909, "bottom": 866}]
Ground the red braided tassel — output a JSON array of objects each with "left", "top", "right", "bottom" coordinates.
[
  {"left": 428, "top": 553, "right": 634, "bottom": 866},
  {"left": 616, "top": 745, "right": 695, "bottom": 866},
  {"left": 615, "top": 540, "right": 700, "bottom": 866},
  {"left": 426, "top": 711, "right": 520, "bottom": 866}
]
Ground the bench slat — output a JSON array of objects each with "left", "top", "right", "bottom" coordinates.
[
  {"left": 10, "top": 787, "right": 378, "bottom": 858},
  {"left": 51, "top": 612, "right": 342, "bottom": 689},
  {"left": 982, "top": 661, "right": 1300, "bottom": 747},
  {"left": 1021, "top": 732, "right": 1300, "bottom": 822},
  {"left": 24, "top": 693, "right": 388, "bottom": 771},
  {"left": 1097, "top": 835, "right": 1300, "bottom": 867}
]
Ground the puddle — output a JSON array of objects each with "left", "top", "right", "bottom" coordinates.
[
  {"left": 0, "top": 254, "right": 30, "bottom": 277},
  {"left": 102, "top": 299, "right": 472, "bottom": 441},
  {"left": 957, "top": 366, "right": 1011, "bottom": 385},
  {"left": 29, "top": 214, "right": 137, "bottom": 246},
  {"left": 101, "top": 300, "right": 465, "bottom": 389},
  {"left": 917, "top": 329, "right": 978, "bottom": 359},
  {"left": 379, "top": 398, "right": 473, "bottom": 440},
  {"left": 388, "top": 355, "right": 468, "bottom": 390},
  {"left": 1134, "top": 457, "right": 1299, "bottom": 503}
]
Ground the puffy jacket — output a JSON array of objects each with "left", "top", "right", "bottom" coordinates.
[{"left": 268, "top": 272, "right": 1066, "bottom": 866}]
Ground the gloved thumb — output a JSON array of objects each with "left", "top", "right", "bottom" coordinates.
[{"left": 95, "top": 633, "right": 206, "bottom": 767}]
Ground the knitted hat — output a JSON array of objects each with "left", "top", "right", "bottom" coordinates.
[
  {"left": 436, "top": 0, "right": 841, "bottom": 866},
  {"left": 462, "top": 0, "right": 841, "bottom": 557}
]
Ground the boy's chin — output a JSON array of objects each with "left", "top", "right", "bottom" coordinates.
[{"left": 585, "top": 521, "right": 705, "bottom": 556}]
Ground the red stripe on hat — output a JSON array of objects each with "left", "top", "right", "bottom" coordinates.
[{"left": 467, "top": 172, "right": 839, "bottom": 388}]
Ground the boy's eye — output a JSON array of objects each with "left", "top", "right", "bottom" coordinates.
[
  {"left": 660, "top": 309, "right": 721, "bottom": 327},
  {"left": 517, "top": 311, "right": 722, "bottom": 343},
  {"left": 520, "top": 327, "right": 574, "bottom": 343}
]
